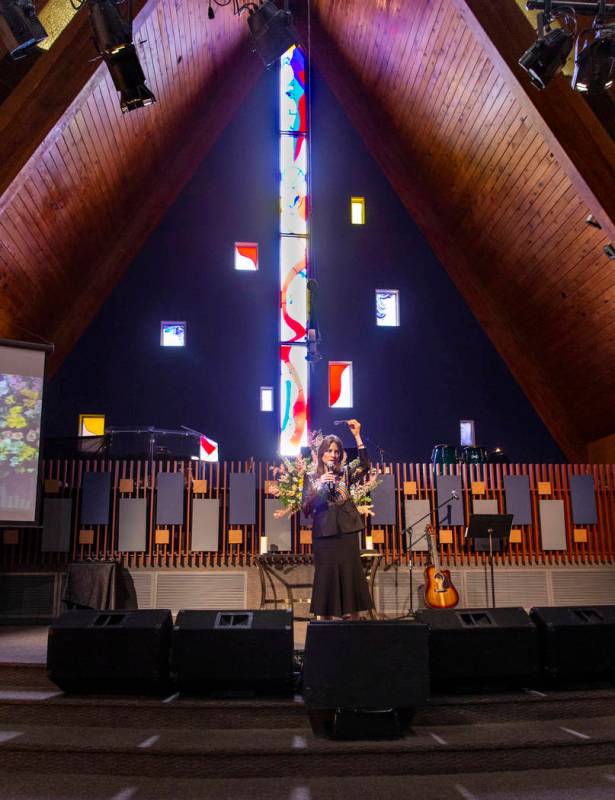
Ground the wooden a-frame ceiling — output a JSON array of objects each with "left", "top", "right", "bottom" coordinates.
[{"left": 0, "top": 0, "right": 613, "bottom": 460}]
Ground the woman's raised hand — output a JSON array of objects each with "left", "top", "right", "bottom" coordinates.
[{"left": 346, "top": 419, "right": 361, "bottom": 438}]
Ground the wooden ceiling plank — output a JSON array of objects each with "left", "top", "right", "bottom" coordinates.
[
  {"left": 406, "top": 6, "right": 459, "bottom": 130},
  {"left": 52, "top": 136, "right": 109, "bottom": 259},
  {"left": 479, "top": 155, "right": 565, "bottom": 258},
  {"left": 424, "top": 25, "right": 485, "bottom": 148},
  {"left": 386, "top": 1, "right": 434, "bottom": 104},
  {"left": 83, "top": 95, "right": 127, "bottom": 205},
  {"left": 470, "top": 140, "right": 557, "bottom": 246},
  {"left": 24, "top": 166, "right": 77, "bottom": 269},
  {"left": 394, "top": 0, "right": 448, "bottom": 123},
  {"left": 142, "top": 14, "right": 174, "bottom": 136},
  {"left": 448, "top": 78, "right": 514, "bottom": 188},
  {"left": 407, "top": 10, "right": 471, "bottom": 151},
  {"left": 522, "top": 225, "right": 610, "bottom": 304},
  {"left": 10, "top": 187, "right": 67, "bottom": 279},
  {"left": 432, "top": 28, "right": 501, "bottom": 159},
  {"left": 510, "top": 191, "right": 595, "bottom": 286},
  {"left": 430, "top": 62, "right": 502, "bottom": 190},
  {"left": 448, "top": 90, "right": 517, "bottom": 203},
  {"left": 367, "top": 3, "right": 419, "bottom": 99},
  {"left": 179, "top": 0, "right": 199, "bottom": 103},
  {"left": 70, "top": 109, "right": 118, "bottom": 223},
  {"left": 492, "top": 156, "right": 570, "bottom": 253}
]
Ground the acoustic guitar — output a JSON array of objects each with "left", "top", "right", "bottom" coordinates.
[{"left": 423, "top": 524, "right": 459, "bottom": 609}]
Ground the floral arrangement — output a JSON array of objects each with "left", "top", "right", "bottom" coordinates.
[
  {"left": 0, "top": 374, "right": 43, "bottom": 478},
  {"left": 270, "top": 430, "right": 381, "bottom": 518}
]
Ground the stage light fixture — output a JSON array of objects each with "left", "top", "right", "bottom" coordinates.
[
  {"left": 246, "top": 1, "right": 298, "bottom": 67},
  {"left": 586, "top": 214, "right": 603, "bottom": 228},
  {"left": 518, "top": 12, "right": 574, "bottom": 89},
  {"left": 571, "top": 25, "right": 615, "bottom": 92},
  {"left": 605, "top": 243, "right": 615, "bottom": 259},
  {"left": 0, "top": 0, "right": 47, "bottom": 58},
  {"left": 89, "top": 0, "right": 155, "bottom": 113}
]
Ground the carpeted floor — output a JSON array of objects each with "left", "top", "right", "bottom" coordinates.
[{"left": 2, "top": 626, "right": 615, "bottom": 799}]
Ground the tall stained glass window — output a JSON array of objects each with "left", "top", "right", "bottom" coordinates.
[{"left": 279, "top": 45, "right": 309, "bottom": 455}]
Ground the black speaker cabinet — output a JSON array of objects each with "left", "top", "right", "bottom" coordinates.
[
  {"left": 47, "top": 609, "right": 173, "bottom": 693},
  {"left": 171, "top": 609, "right": 294, "bottom": 694},
  {"left": 415, "top": 607, "right": 539, "bottom": 687},
  {"left": 530, "top": 605, "right": 615, "bottom": 680},
  {"left": 303, "top": 620, "right": 430, "bottom": 739}
]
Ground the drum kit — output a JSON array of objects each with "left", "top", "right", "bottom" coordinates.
[{"left": 431, "top": 444, "right": 508, "bottom": 465}]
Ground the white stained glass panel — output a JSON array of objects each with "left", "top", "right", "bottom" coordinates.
[
  {"left": 280, "top": 135, "right": 308, "bottom": 236},
  {"left": 161, "top": 322, "right": 186, "bottom": 347},
  {"left": 280, "top": 236, "right": 307, "bottom": 343},
  {"left": 261, "top": 387, "right": 274, "bottom": 412},
  {"left": 376, "top": 290, "right": 399, "bottom": 327},
  {"left": 460, "top": 420, "right": 476, "bottom": 447},
  {"left": 280, "top": 345, "right": 308, "bottom": 456}
]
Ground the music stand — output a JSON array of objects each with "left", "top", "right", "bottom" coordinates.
[{"left": 465, "top": 514, "right": 513, "bottom": 608}]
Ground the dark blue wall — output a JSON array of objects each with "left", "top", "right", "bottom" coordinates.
[{"left": 45, "top": 65, "right": 565, "bottom": 463}]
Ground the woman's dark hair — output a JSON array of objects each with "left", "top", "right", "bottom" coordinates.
[{"left": 316, "top": 435, "right": 345, "bottom": 475}]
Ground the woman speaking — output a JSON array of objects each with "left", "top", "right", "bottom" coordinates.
[{"left": 302, "top": 419, "right": 373, "bottom": 620}]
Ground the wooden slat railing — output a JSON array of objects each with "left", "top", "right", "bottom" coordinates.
[{"left": 0, "top": 459, "right": 613, "bottom": 569}]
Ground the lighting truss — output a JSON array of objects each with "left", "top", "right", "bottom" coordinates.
[{"left": 520, "top": 0, "right": 615, "bottom": 92}]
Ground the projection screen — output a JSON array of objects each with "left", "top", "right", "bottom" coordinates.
[{"left": 0, "top": 339, "right": 50, "bottom": 525}]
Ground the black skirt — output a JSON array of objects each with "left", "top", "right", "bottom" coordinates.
[{"left": 310, "top": 531, "right": 373, "bottom": 617}]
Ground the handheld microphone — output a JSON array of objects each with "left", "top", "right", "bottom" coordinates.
[{"left": 333, "top": 419, "right": 349, "bottom": 426}]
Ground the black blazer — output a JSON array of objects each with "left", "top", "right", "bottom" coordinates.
[{"left": 302, "top": 447, "right": 370, "bottom": 539}]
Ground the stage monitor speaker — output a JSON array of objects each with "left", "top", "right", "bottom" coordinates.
[
  {"left": 415, "top": 607, "right": 539, "bottom": 687},
  {"left": 47, "top": 609, "right": 173, "bottom": 693},
  {"left": 530, "top": 605, "right": 615, "bottom": 680},
  {"left": 171, "top": 609, "right": 294, "bottom": 694},
  {"left": 302, "top": 620, "right": 430, "bottom": 739}
]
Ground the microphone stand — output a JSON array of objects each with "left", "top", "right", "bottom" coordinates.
[{"left": 399, "top": 492, "right": 460, "bottom": 619}]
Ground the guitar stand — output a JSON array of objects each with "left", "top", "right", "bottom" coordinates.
[{"left": 398, "top": 492, "right": 460, "bottom": 620}]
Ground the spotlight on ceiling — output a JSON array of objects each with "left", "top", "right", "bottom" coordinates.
[
  {"left": 89, "top": 0, "right": 156, "bottom": 113},
  {"left": 246, "top": 1, "right": 298, "bottom": 67},
  {"left": 519, "top": 12, "right": 574, "bottom": 89},
  {"left": 571, "top": 25, "right": 615, "bottom": 93},
  {"left": 0, "top": 0, "right": 47, "bottom": 59},
  {"left": 605, "top": 243, "right": 615, "bottom": 259},
  {"left": 586, "top": 214, "right": 603, "bottom": 228}
]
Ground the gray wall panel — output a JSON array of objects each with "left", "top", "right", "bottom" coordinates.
[
  {"left": 404, "top": 499, "right": 431, "bottom": 551},
  {"left": 371, "top": 473, "right": 396, "bottom": 525},
  {"left": 156, "top": 472, "right": 184, "bottom": 525},
  {"left": 191, "top": 499, "right": 220, "bottom": 551},
  {"left": 118, "top": 498, "right": 147, "bottom": 552},
  {"left": 472, "top": 499, "right": 499, "bottom": 515},
  {"left": 80, "top": 471, "right": 111, "bottom": 525},
  {"left": 539, "top": 500, "right": 567, "bottom": 550},
  {"left": 570, "top": 475, "right": 598, "bottom": 524},
  {"left": 229, "top": 473, "right": 256, "bottom": 525},
  {"left": 436, "top": 475, "right": 463, "bottom": 526},
  {"left": 41, "top": 499, "right": 72, "bottom": 552},
  {"left": 503, "top": 475, "right": 532, "bottom": 525},
  {"left": 265, "top": 499, "right": 291, "bottom": 551}
]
